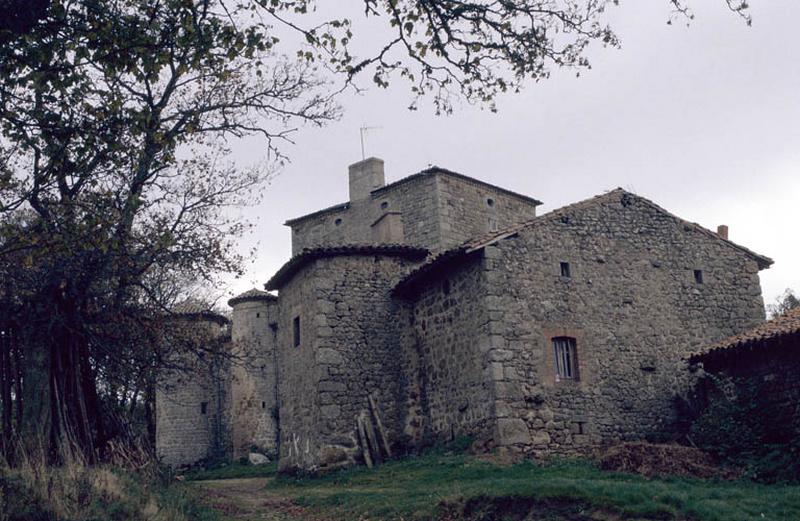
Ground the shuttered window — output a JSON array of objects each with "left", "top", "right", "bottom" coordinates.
[{"left": 553, "top": 336, "right": 578, "bottom": 381}]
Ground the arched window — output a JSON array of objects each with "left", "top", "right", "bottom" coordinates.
[{"left": 552, "top": 336, "right": 578, "bottom": 381}]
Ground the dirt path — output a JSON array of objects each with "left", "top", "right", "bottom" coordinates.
[{"left": 191, "top": 478, "right": 314, "bottom": 521}]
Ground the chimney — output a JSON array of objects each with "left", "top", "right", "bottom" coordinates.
[
  {"left": 717, "top": 225, "right": 729, "bottom": 240},
  {"left": 349, "top": 157, "right": 385, "bottom": 202}
]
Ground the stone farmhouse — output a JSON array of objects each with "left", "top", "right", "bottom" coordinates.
[{"left": 156, "top": 158, "right": 773, "bottom": 472}]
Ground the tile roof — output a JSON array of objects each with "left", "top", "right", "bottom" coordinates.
[
  {"left": 227, "top": 288, "right": 277, "bottom": 307},
  {"left": 689, "top": 307, "right": 800, "bottom": 362},
  {"left": 265, "top": 244, "right": 429, "bottom": 291},
  {"left": 171, "top": 299, "right": 229, "bottom": 324},
  {"left": 394, "top": 188, "right": 773, "bottom": 295}
]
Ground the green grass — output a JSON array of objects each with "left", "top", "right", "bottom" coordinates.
[
  {"left": 183, "top": 461, "right": 279, "bottom": 481},
  {"left": 266, "top": 453, "right": 800, "bottom": 521}
]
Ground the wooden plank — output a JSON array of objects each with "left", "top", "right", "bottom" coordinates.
[
  {"left": 356, "top": 413, "right": 373, "bottom": 468},
  {"left": 368, "top": 394, "right": 392, "bottom": 458},
  {"left": 362, "top": 409, "right": 382, "bottom": 465}
]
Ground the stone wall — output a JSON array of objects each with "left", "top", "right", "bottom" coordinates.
[
  {"left": 275, "top": 254, "right": 421, "bottom": 472},
  {"left": 400, "top": 254, "right": 495, "bottom": 447},
  {"left": 697, "top": 337, "right": 800, "bottom": 446},
  {"left": 230, "top": 299, "right": 279, "bottom": 459},
  {"left": 287, "top": 170, "right": 539, "bottom": 255},
  {"left": 156, "top": 320, "right": 231, "bottom": 467},
  {"left": 481, "top": 192, "right": 766, "bottom": 455},
  {"left": 287, "top": 174, "right": 440, "bottom": 254},
  {"left": 436, "top": 173, "right": 538, "bottom": 247}
]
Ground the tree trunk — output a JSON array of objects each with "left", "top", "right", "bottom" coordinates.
[
  {"left": 1, "top": 324, "right": 12, "bottom": 457},
  {"left": 47, "top": 287, "right": 105, "bottom": 464}
]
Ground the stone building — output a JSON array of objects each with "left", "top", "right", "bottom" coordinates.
[
  {"left": 688, "top": 307, "right": 800, "bottom": 451},
  {"left": 155, "top": 303, "right": 231, "bottom": 467},
  {"left": 156, "top": 158, "right": 773, "bottom": 471}
]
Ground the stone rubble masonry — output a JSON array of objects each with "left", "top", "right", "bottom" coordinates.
[
  {"left": 275, "top": 253, "right": 422, "bottom": 472},
  {"left": 155, "top": 319, "right": 231, "bottom": 467},
  {"left": 155, "top": 159, "right": 773, "bottom": 472},
  {"left": 229, "top": 298, "right": 279, "bottom": 459},
  {"left": 286, "top": 167, "right": 540, "bottom": 255},
  {"left": 469, "top": 191, "right": 763, "bottom": 455}
]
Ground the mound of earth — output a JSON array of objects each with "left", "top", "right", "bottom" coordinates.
[
  {"left": 438, "top": 496, "right": 667, "bottom": 521},
  {"left": 598, "top": 442, "right": 739, "bottom": 479}
]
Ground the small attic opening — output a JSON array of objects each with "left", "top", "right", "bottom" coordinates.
[
  {"left": 560, "top": 262, "right": 571, "bottom": 278},
  {"left": 694, "top": 269, "right": 704, "bottom": 284}
]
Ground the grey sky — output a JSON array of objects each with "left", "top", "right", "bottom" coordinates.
[{"left": 224, "top": 1, "right": 799, "bottom": 310}]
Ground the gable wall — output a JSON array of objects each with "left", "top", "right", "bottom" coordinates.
[{"left": 482, "top": 193, "right": 766, "bottom": 455}]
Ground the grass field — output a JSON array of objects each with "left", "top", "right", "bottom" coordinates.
[{"left": 188, "top": 452, "right": 800, "bottom": 521}]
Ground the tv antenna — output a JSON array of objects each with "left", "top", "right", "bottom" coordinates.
[{"left": 360, "top": 125, "right": 382, "bottom": 160}]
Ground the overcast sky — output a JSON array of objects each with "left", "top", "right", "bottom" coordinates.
[{"left": 222, "top": 1, "right": 799, "bottom": 311}]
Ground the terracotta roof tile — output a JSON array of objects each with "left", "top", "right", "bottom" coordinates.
[
  {"left": 690, "top": 308, "right": 800, "bottom": 362},
  {"left": 394, "top": 188, "right": 773, "bottom": 295},
  {"left": 265, "top": 244, "right": 429, "bottom": 291},
  {"left": 227, "top": 288, "right": 277, "bottom": 307}
]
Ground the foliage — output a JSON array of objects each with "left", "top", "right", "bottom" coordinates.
[
  {"left": 0, "top": 453, "right": 219, "bottom": 521},
  {"left": 262, "top": 452, "right": 800, "bottom": 520},
  {"left": 767, "top": 288, "right": 800, "bottom": 319},
  {"left": 690, "top": 374, "right": 800, "bottom": 483}
]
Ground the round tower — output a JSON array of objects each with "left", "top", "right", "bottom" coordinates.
[{"left": 228, "top": 288, "right": 279, "bottom": 459}]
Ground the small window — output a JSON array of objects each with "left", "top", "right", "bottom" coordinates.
[
  {"left": 293, "top": 316, "right": 301, "bottom": 347},
  {"left": 261, "top": 401, "right": 266, "bottom": 409},
  {"left": 553, "top": 337, "right": 578, "bottom": 381},
  {"left": 488, "top": 218, "right": 498, "bottom": 232},
  {"left": 560, "top": 262, "right": 571, "bottom": 278},
  {"left": 200, "top": 402, "right": 208, "bottom": 415},
  {"left": 486, "top": 198, "right": 495, "bottom": 207},
  {"left": 256, "top": 312, "right": 260, "bottom": 318},
  {"left": 334, "top": 218, "right": 342, "bottom": 226},
  {"left": 380, "top": 201, "right": 389, "bottom": 210},
  {"left": 694, "top": 269, "right": 704, "bottom": 284}
]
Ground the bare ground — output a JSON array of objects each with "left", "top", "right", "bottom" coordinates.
[{"left": 191, "top": 478, "right": 314, "bottom": 521}]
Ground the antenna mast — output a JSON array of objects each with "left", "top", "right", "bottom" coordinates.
[{"left": 359, "top": 125, "right": 382, "bottom": 160}]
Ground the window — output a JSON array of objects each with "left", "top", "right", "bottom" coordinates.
[
  {"left": 560, "top": 262, "right": 571, "bottom": 278},
  {"left": 380, "top": 201, "right": 389, "bottom": 210},
  {"left": 293, "top": 316, "right": 301, "bottom": 347},
  {"left": 488, "top": 218, "right": 498, "bottom": 231},
  {"left": 694, "top": 269, "right": 704, "bottom": 284},
  {"left": 261, "top": 401, "right": 266, "bottom": 409},
  {"left": 334, "top": 218, "right": 342, "bottom": 226},
  {"left": 486, "top": 198, "right": 495, "bottom": 207},
  {"left": 200, "top": 402, "right": 208, "bottom": 415},
  {"left": 256, "top": 312, "right": 260, "bottom": 318},
  {"left": 553, "top": 337, "right": 578, "bottom": 381}
]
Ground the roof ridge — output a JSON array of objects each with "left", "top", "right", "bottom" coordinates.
[{"left": 690, "top": 307, "right": 800, "bottom": 361}]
